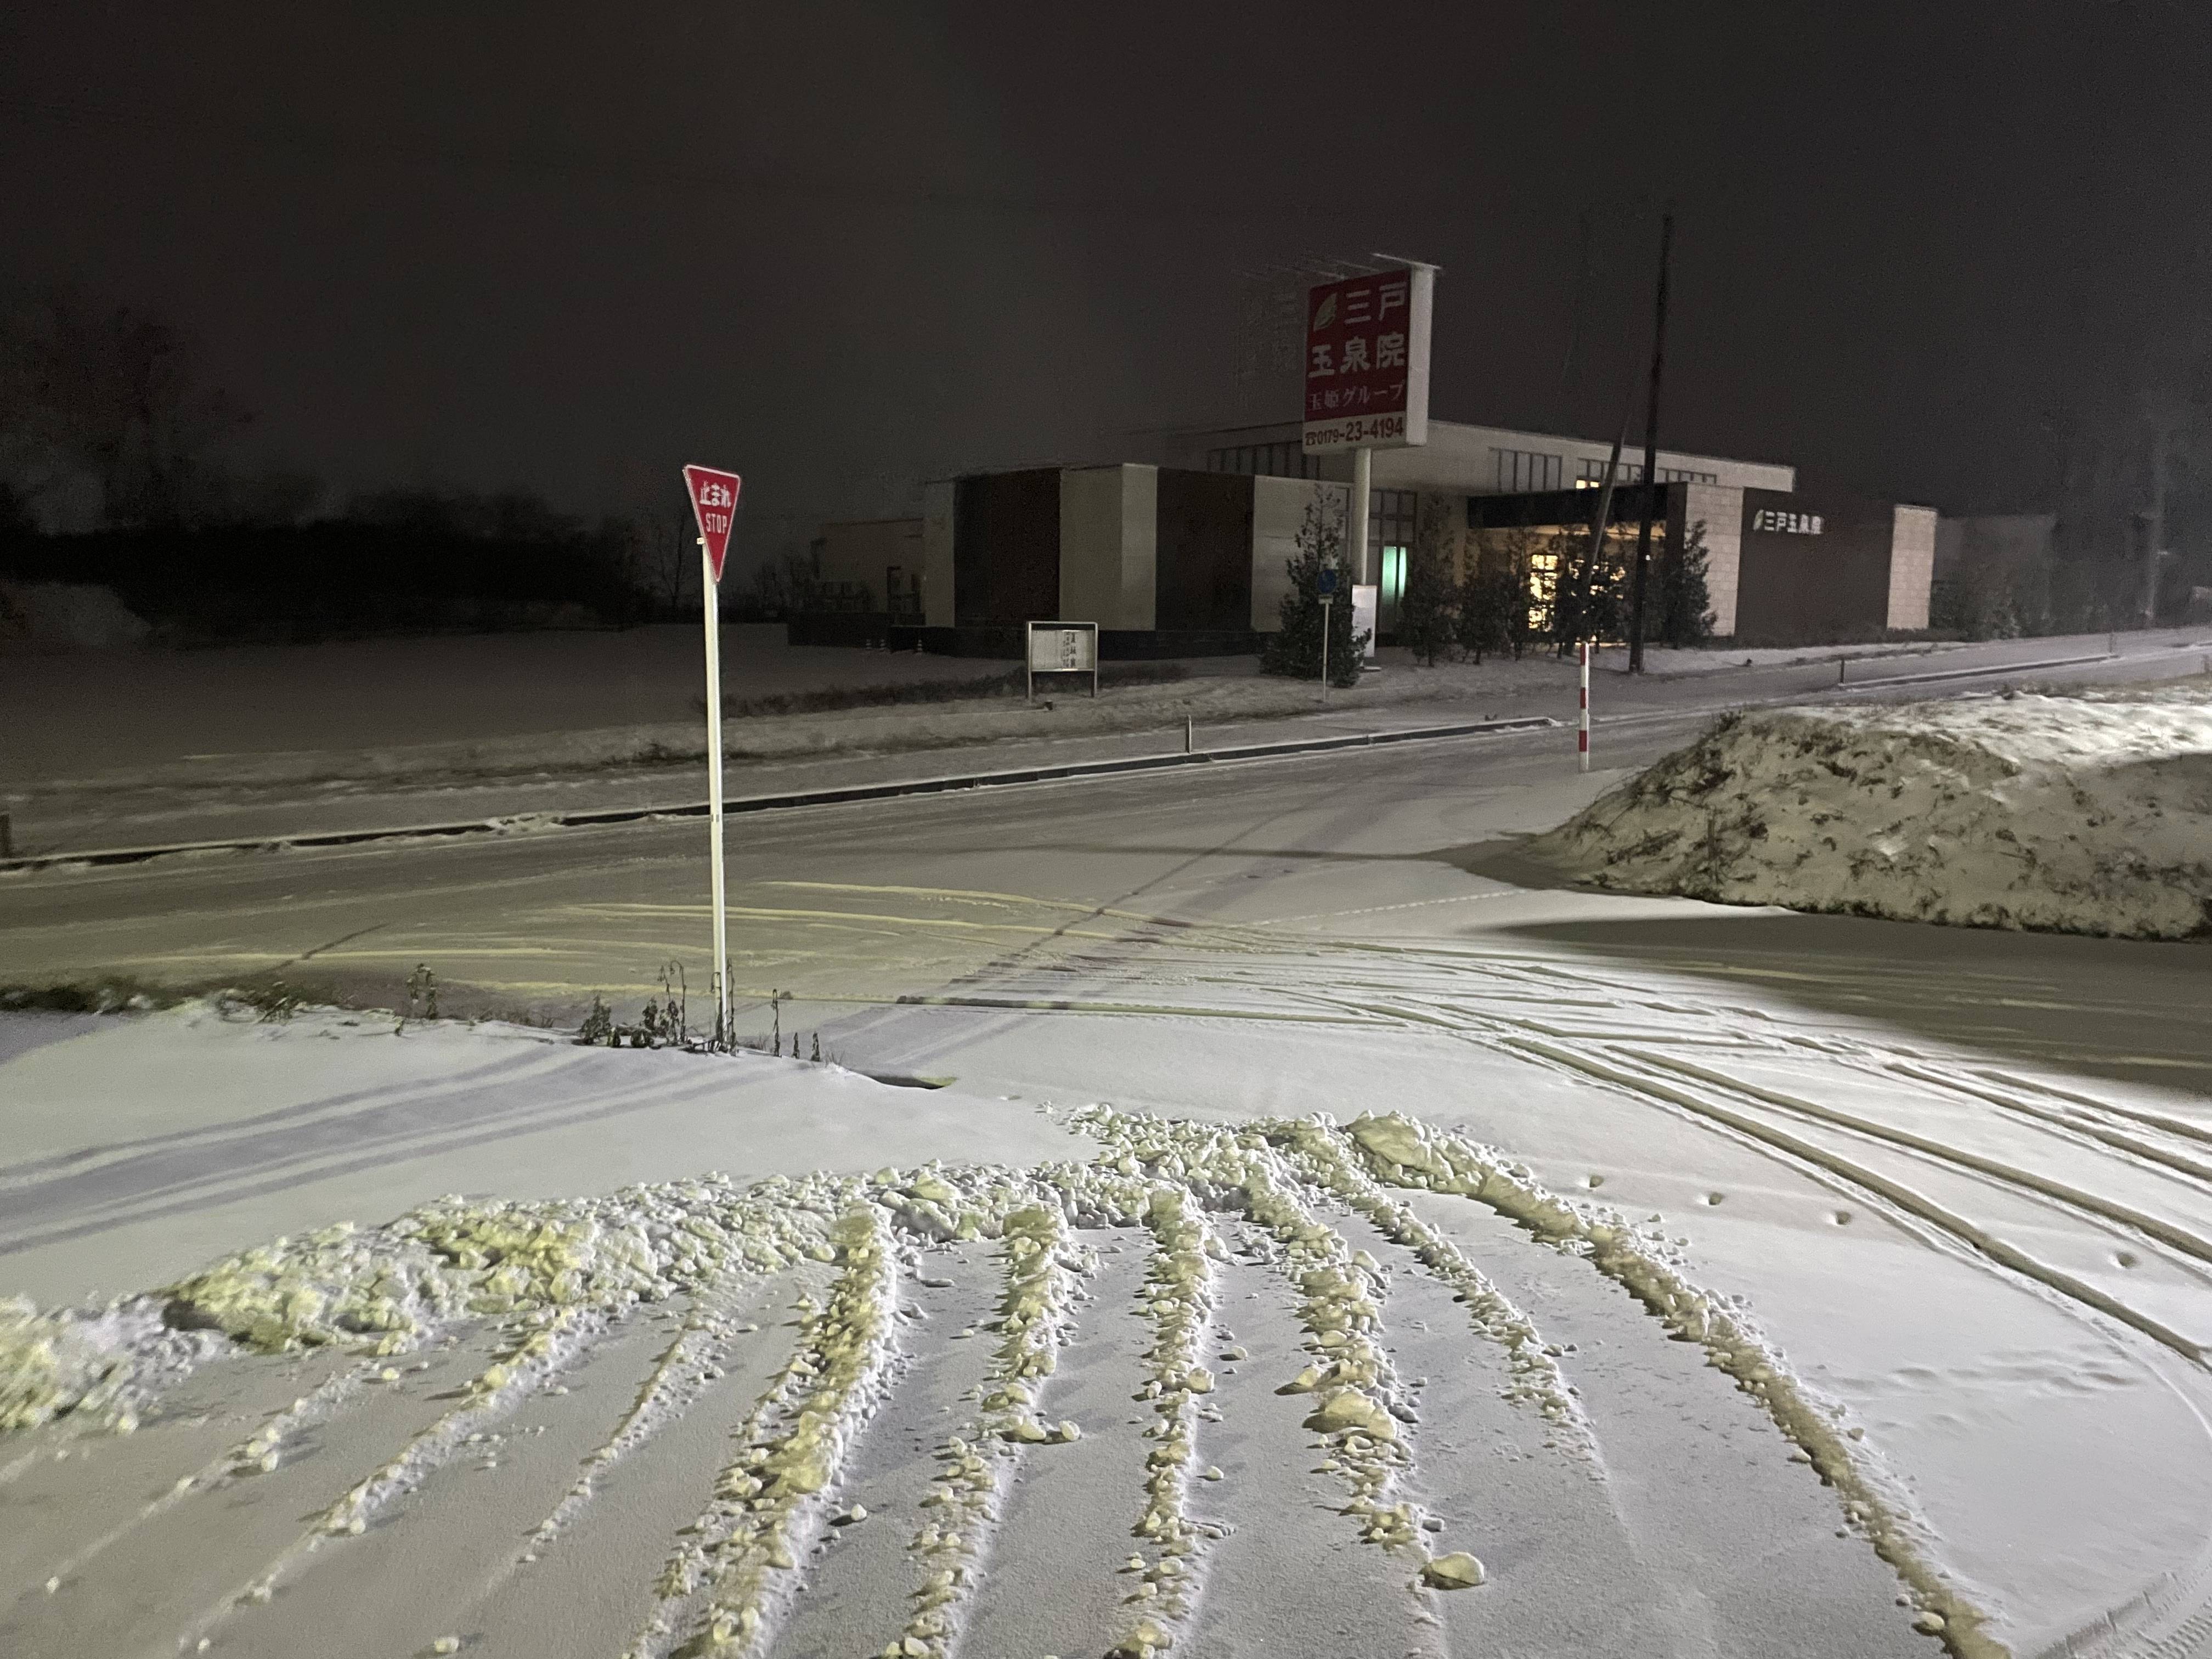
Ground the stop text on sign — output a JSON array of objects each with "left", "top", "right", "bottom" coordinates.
[{"left": 682, "top": 464, "right": 744, "bottom": 583}]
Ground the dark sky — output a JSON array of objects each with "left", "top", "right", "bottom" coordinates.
[{"left": 6, "top": 2, "right": 2208, "bottom": 562}]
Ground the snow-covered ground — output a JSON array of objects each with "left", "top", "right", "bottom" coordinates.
[
  {"left": 8, "top": 692, "right": 2212, "bottom": 1658},
  {"left": 8, "top": 917, "right": 2212, "bottom": 1657},
  {"left": 1535, "top": 685, "right": 2212, "bottom": 938},
  {"left": 4, "top": 1005, "right": 1943, "bottom": 1659}
]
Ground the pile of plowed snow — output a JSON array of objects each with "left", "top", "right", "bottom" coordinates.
[{"left": 1534, "top": 687, "right": 2212, "bottom": 938}]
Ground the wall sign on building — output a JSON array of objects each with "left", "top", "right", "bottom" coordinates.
[
  {"left": 1301, "top": 264, "right": 1435, "bottom": 454},
  {"left": 1749, "top": 508, "right": 1822, "bottom": 534}
]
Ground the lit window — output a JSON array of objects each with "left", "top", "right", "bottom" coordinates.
[{"left": 1575, "top": 457, "right": 1643, "bottom": 489}]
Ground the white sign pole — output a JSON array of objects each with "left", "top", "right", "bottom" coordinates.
[
  {"left": 701, "top": 541, "right": 730, "bottom": 1045},
  {"left": 1348, "top": 444, "right": 1372, "bottom": 586}
]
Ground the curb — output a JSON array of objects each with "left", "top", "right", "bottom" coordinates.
[
  {"left": 2, "top": 714, "right": 1560, "bottom": 874},
  {"left": 1835, "top": 650, "right": 2117, "bottom": 689}
]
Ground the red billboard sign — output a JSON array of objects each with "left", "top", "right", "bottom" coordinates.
[
  {"left": 682, "top": 464, "right": 743, "bottom": 583},
  {"left": 1302, "top": 264, "right": 1435, "bottom": 454}
]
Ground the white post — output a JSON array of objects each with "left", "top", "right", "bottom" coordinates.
[
  {"left": 1578, "top": 640, "right": 1591, "bottom": 773},
  {"left": 702, "top": 543, "right": 730, "bottom": 1046},
  {"left": 1348, "top": 446, "right": 1373, "bottom": 585}
]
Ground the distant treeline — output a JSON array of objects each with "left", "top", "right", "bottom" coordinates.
[
  {"left": 0, "top": 290, "right": 718, "bottom": 644},
  {"left": 0, "top": 492, "right": 675, "bottom": 645}
]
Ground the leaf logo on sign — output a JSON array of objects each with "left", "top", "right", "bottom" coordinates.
[{"left": 1313, "top": 293, "right": 1338, "bottom": 329}]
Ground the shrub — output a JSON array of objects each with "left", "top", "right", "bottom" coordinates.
[{"left": 1261, "top": 495, "right": 1367, "bottom": 686}]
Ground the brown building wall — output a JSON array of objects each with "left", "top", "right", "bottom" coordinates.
[
  {"left": 953, "top": 470, "right": 1061, "bottom": 625},
  {"left": 1154, "top": 469, "right": 1255, "bottom": 632},
  {"left": 1731, "top": 490, "right": 1894, "bottom": 645}
]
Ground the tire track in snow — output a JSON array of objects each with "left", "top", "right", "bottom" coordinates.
[
  {"left": 1199, "top": 953, "right": 2212, "bottom": 1365},
  {"left": 1269, "top": 1121, "right": 1595, "bottom": 1460},
  {"left": 629, "top": 1205, "right": 902, "bottom": 1659},
  {"left": 1101, "top": 1184, "right": 1220, "bottom": 1659},
  {"left": 3, "top": 1108, "right": 1968, "bottom": 1659},
  {"left": 517, "top": 1278, "right": 778, "bottom": 1564},
  {"left": 1891, "top": 1062, "right": 2212, "bottom": 1198},
  {"left": 1509, "top": 1035, "right": 2204, "bottom": 1365},
  {"left": 14, "top": 1351, "right": 381, "bottom": 1605},
  {"left": 161, "top": 1307, "right": 617, "bottom": 1659},
  {"left": 880, "top": 1200, "right": 1092, "bottom": 1659},
  {"left": 1334, "top": 1110, "right": 2002, "bottom": 1657},
  {"left": 1976, "top": 1070, "right": 2212, "bottom": 1153},
  {"left": 1630, "top": 1050, "right": 2212, "bottom": 1286}
]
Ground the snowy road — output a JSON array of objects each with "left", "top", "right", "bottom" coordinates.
[
  {"left": 5, "top": 626, "right": 2200, "bottom": 862},
  {"left": 4, "top": 681, "right": 2212, "bottom": 1658}
]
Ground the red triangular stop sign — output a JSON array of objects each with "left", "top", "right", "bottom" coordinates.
[{"left": 682, "top": 464, "right": 743, "bottom": 583}]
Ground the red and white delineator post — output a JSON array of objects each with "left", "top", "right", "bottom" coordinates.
[{"left": 1578, "top": 641, "right": 1591, "bottom": 773}]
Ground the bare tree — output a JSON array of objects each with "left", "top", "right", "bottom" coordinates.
[
  {"left": 623, "top": 508, "right": 692, "bottom": 618},
  {"left": 4, "top": 289, "right": 245, "bottom": 527}
]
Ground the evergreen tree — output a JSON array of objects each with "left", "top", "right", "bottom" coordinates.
[
  {"left": 1546, "top": 524, "right": 1635, "bottom": 651},
  {"left": 1397, "top": 494, "right": 1458, "bottom": 665},
  {"left": 1453, "top": 550, "right": 1518, "bottom": 663},
  {"left": 1261, "top": 494, "right": 1368, "bottom": 686},
  {"left": 1658, "top": 517, "right": 1717, "bottom": 646}
]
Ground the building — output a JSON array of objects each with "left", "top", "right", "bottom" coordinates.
[
  {"left": 795, "top": 416, "right": 1937, "bottom": 653},
  {"left": 791, "top": 465, "right": 1341, "bottom": 655},
  {"left": 809, "top": 517, "right": 924, "bottom": 618},
  {"left": 1457, "top": 481, "right": 1934, "bottom": 644},
  {"left": 1172, "top": 418, "right": 1932, "bottom": 644}
]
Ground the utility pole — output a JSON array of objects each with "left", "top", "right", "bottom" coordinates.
[
  {"left": 1575, "top": 406, "right": 1631, "bottom": 652},
  {"left": 1628, "top": 209, "right": 1673, "bottom": 674}
]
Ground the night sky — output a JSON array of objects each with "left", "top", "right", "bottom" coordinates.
[{"left": 6, "top": 2, "right": 2207, "bottom": 565}]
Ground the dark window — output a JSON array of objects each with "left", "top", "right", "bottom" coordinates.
[
  {"left": 1494, "top": 448, "right": 1565, "bottom": 492},
  {"left": 1207, "top": 442, "right": 1320, "bottom": 480}
]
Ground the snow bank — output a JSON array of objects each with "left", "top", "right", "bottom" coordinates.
[{"left": 1533, "top": 687, "right": 2212, "bottom": 938}]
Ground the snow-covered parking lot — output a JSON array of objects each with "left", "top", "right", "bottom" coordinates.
[{"left": 4, "top": 675, "right": 2210, "bottom": 1659}]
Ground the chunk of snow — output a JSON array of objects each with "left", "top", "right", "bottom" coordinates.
[{"left": 1422, "top": 1551, "right": 1486, "bottom": 1589}]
